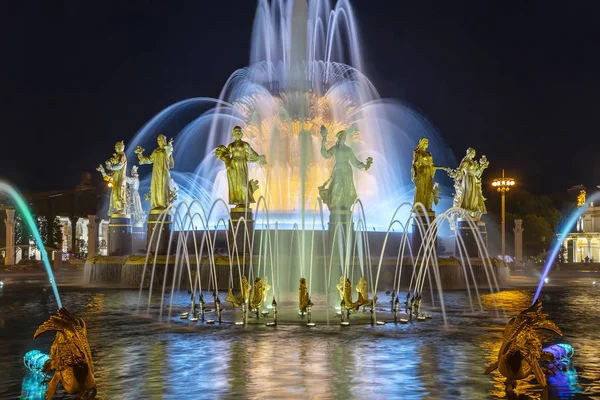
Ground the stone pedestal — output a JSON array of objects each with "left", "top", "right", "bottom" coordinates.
[
  {"left": 455, "top": 218, "right": 487, "bottom": 259},
  {"left": 229, "top": 207, "right": 254, "bottom": 256},
  {"left": 132, "top": 223, "right": 146, "bottom": 254},
  {"left": 108, "top": 214, "right": 132, "bottom": 256},
  {"left": 411, "top": 210, "right": 437, "bottom": 258},
  {"left": 147, "top": 210, "right": 171, "bottom": 255},
  {"left": 4, "top": 208, "right": 15, "bottom": 266},
  {"left": 327, "top": 209, "right": 354, "bottom": 266}
]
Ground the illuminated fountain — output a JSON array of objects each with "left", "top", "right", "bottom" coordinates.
[
  {"left": 125, "top": 0, "right": 456, "bottom": 229},
  {"left": 80, "top": 0, "right": 510, "bottom": 324}
]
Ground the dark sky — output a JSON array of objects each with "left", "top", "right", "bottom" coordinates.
[{"left": 1, "top": 0, "right": 599, "bottom": 195}]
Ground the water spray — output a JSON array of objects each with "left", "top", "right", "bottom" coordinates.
[
  {"left": 213, "top": 291, "right": 222, "bottom": 324},
  {"left": 267, "top": 297, "right": 277, "bottom": 327}
]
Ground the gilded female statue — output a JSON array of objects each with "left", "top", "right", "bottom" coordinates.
[
  {"left": 447, "top": 147, "right": 488, "bottom": 219},
  {"left": 411, "top": 138, "right": 446, "bottom": 212},
  {"left": 97, "top": 141, "right": 127, "bottom": 216},
  {"left": 318, "top": 125, "right": 372, "bottom": 210},
  {"left": 215, "top": 126, "right": 267, "bottom": 207},
  {"left": 135, "top": 134, "right": 174, "bottom": 210}
]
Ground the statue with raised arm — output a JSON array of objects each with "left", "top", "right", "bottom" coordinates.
[
  {"left": 411, "top": 138, "right": 447, "bottom": 212},
  {"left": 135, "top": 134, "right": 174, "bottom": 210},
  {"left": 126, "top": 165, "right": 146, "bottom": 225},
  {"left": 474, "top": 155, "right": 489, "bottom": 219},
  {"left": 318, "top": 125, "right": 372, "bottom": 210},
  {"left": 97, "top": 141, "right": 127, "bottom": 216},
  {"left": 446, "top": 147, "right": 483, "bottom": 219},
  {"left": 215, "top": 126, "right": 267, "bottom": 208}
]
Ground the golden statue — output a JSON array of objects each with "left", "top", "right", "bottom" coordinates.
[
  {"left": 225, "top": 276, "right": 251, "bottom": 308},
  {"left": 336, "top": 275, "right": 346, "bottom": 301},
  {"left": 135, "top": 134, "right": 175, "bottom": 210},
  {"left": 484, "top": 300, "right": 562, "bottom": 388},
  {"left": 447, "top": 148, "right": 488, "bottom": 219},
  {"left": 298, "top": 277, "right": 313, "bottom": 313},
  {"left": 249, "top": 277, "right": 264, "bottom": 310},
  {"left": 318, "top": 125, "right": 372, "bottom": 210},
  {"left": 262, "top": 276, "right": 271, "bottom": 305},
  {"left": 355, "top": 276, "right": 377, "bottom": 307},
  {"left": 411, "top": 138, "right": 447, "bottom": 212},
  {"left": 337, "top": 276, "right": 374, "bottom": 311},
  {"left": 97, "top": 141, "right": 127, "bottom": 216},
  {"left": 33, "top": 308, "right": 96, "bottom": 400},
  {"left": 577, "top": 189, "right": 586, "bottom": 207},
  {"left": 215, "top": 126, "right": 267, "bottom": 207}
]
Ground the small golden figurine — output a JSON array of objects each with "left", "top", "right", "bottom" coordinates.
[
  {"left": 484, "top": 300, "right": 562, "bottom": 389},
  {"left": 249, "top": 277, "right": 264, "bottom": 310},
  {"left": 337, "top": 276, "right": 375, "bottom": 311},
  {"left": 225, "top": 276, "right": 251, "bottom": 308},
  {"left": 34, "top": 308, "right": 96, "bottom": 400},
  {"left": 298, "top": 277, "right": 313, "bottom": 313},
  {"left": 336, "top": 276, "right": 346, "bottom": 301},
  {"left": 261, "top": 276, "right": 271, "bottom": 305},
  {"left": 355, "top": 276, "right": 377, "bottom": 308}
]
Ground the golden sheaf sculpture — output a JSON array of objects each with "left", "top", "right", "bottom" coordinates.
[{"left": 34, "top": 308, "right": 96, "bottom": 400}]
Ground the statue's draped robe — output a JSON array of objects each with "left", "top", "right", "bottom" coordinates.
[
  {"left": 225, "top": 140, "right": 261, "bottom": 206},
  {"left": 453, "top": 157, "right": 479, "bottom": 213},
  {"left": 412, "top": 149, "right": 435, "bottom": 211},
  {"left": 320, "top": 143, "right": 363, "bottom": 209},
  {"left": 126, "top": 175, "right": 145, "bottom": 223},
  {"left": 138, "top": 146, "right": 174, "bottom": 209},
  {"left": 475, "top": 164, "right": 488, "bottom": 216},
  {"left": 109, "top": 152, "right": 127, "bottom": 215}
]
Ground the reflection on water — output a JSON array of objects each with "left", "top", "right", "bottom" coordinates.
[{"left": 0, "top": 281, "right": 598, "bottom": 399}]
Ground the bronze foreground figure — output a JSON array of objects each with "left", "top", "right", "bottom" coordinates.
[
  {"left": 484, "top": 300, "right": 562, "bottom": 389},
  {"left": 34, "top": 308, "right": 96, "bottom": 400}
]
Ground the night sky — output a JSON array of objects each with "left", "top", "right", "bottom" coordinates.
[{"left": 2, "top": 1, "right": 599, "bottom": 195}]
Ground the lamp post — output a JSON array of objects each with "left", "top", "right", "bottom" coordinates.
[{"left": 492, "top": 170, "right": 515, "bottom": 263}]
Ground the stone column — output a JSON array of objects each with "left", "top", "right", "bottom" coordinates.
[
  {"left": 69, "top": 216, "right": 78, "bottom": 252},
  {"left": 587, "top": 235, "right": 593, "bottom": 261},
  {"left": 4, "top": 208, "right": 15, "bottom": 266},
  {"left": 513, "top": 219, "right": 524, "bottom": 267},
  {"left": 87, "top": 215, "right": 97, "bottom": 260}
]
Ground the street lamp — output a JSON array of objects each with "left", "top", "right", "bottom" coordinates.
[{"left": 492, "top": 169, "right": 515, "bottom": 263}]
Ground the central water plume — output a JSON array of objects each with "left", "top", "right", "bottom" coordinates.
[{"left": 126, "top": 0, "right": 455, "bottom": 230}]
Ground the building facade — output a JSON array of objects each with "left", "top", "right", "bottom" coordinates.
[{"left": 565, "top": 204, "right": 600, "bottom": 262}]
